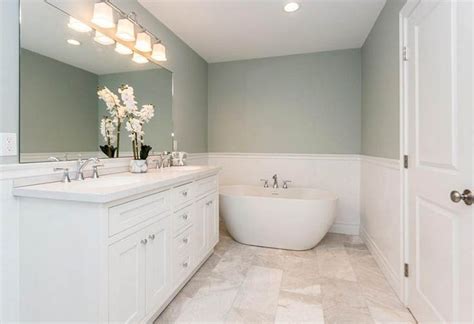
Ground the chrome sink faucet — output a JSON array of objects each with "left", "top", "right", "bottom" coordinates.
[
  {"left": 76, "top": 157, "right": 100, "bottom": 181},
  {"left": 272, "top": 174, "right": 279, "bottom": 189}
]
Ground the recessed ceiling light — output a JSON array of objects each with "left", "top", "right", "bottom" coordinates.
[
  {"left": 284, "top": 2, "right": 300, "bottom": 13},
  {"left": 67, "top": 39, "right": 81, "bottom": 46}
]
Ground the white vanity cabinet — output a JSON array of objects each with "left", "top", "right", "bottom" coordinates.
[
  {"left": 109, "top": 216, "right": 172, "bottom": 323},
  {"left": 14, "top": 168, "right": 220, "bottom": 323}
]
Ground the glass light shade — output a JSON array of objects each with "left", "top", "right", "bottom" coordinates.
[
  {"left": 116, "top": 19, "right": 135, "bottom": 41},
  {"left": 91, "top": 2, "right": 115, "bottom": 28},
  {"left": 135, "top": 32, "right": 152, "bottom": 52},
  {"left": 68, "top": 17, "right": 92, "bottom": 33},
  {"left": 132, "top": 52, "right": 148, "bottom": 64},
  {"left": 151, "top": 43, "right": 167, "bottom": 61},
  {"left": 94, "top": 31, "right": 115, "bottom": 45},
  {"left": 115, "top": 43, "right": 133, "bottom": 55}
]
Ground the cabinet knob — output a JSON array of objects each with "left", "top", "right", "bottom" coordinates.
[
  {"left": 182, "top": 261, "right": 189, "bottom": 268},
  {"left": 183, "top": 237, "right": 189, "bottom": 244},
  {"left": 148, "top": 234, "right": 155, "bottom": 240},
  {"left": 182, "top": 191, "right": 188, "bottom": 197},
  {"left": 182, "top": 213, "right": 189, "bottom": 220},
  {"left": 141, "top": 239, "right": 148, "bottom": 245}
]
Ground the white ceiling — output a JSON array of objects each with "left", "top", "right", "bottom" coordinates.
[{"left": 138, "top": 0, "right": 386, "bottom": 63}]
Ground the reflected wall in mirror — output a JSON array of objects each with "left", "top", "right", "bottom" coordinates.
[{"left": 19, "top": 0, "right": 173, "bottom": 163}]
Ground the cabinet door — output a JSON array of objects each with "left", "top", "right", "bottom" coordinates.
[
  {"left": 145, "top": 216, "right": 172, "bottom": 314},
  {"left": 194, "top": 197, "right": 209, "bottom": 263},
  {"left": 207, "top": 193, "right": 219, "bottom": 249},
  {"left": 109, "top": 231, "right": 146, "bottom": 323}
]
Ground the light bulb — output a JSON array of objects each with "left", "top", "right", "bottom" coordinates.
[
  {"left": 68, "top": 17, "right": 92, "bottom": 33},
  {"left": 91, "top": 2, "right": 115, "bottom": 28},
  {"left": 115, "top": 43, "right": 133, "bottom": 55},
  {"left": 116, "top": 19, "right": 135, "bottom": 41},
  {"left": 67, "top": 39, "right": 81, "bottom": 46},
  {"left": 132, "top": 52, "right": 148, "bottom": 64},
  {"left": 151, "top": 43, "right": 167, "bottom": 61},
  {"left": 135, "top": 32, "right": 152, "bottom": 52},
  {"left": 284, "top": 2, "right": 300, "bottom": 12},
  {"left": 94, "top": 31, "right": 115, "bottom": 45}
]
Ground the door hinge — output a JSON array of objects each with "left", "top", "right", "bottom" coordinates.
[
  {"left": 404, "top": 263, "right": 409, "bottom": 277},
  {"left": 404, "top": 155, "right": 409, "bottom": 169},
  {"left": 403, "top": 46, "right": 409, "bottom": 61}
]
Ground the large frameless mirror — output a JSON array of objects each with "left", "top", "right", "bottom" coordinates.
[{"left": 19, "top": 0, "right": 173, "bottom": 163}]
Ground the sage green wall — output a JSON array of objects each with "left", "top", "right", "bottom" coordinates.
[
  {"left": 20, "top": 49, "right": 99, "bottom": 154},
  {"left": 361, "top": 0, "right": 406, "bottom": 159},
  {"left": 208, "top": 49, "right": 361, "bottom": 154},
  {"left": 98, "top": 69, "right": 173, "bottom": 154}
]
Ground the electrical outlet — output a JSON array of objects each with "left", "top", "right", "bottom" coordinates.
[{"left": 0, "top": 133, "right": 17, "bottom": 156}]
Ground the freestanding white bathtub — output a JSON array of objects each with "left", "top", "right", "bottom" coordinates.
[{"left": 220, "top": 185, "right": 338, "bottom": 250}]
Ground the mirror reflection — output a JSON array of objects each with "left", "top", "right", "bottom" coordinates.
[{"left": 19, "top": 0, "right": 173, "bottom": 163}]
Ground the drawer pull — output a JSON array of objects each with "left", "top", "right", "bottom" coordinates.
[
  {"left": 182, "top": 237, "right": 189, "bottom": 244},
  {"left": 182, "top": 191, "right": 188, "bottom": 197},
  {"left": 182, "top": 261, "right": 189, "bottom": 268},
  {"left": 140, "top": 239, "right": 148, "bottom": 245},
  {"left": 182, "top": 214, "right": 189, "bottom": 220},
  {"left": 206, "top": 200, "right": 213, "bottom": 206},
  {"left": 148, "top": 234, "right": 155, "bottom": 240}
]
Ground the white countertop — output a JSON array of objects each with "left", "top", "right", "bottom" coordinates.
[{"left": 12, "top": 166, "right": 221, "bottom": 203}]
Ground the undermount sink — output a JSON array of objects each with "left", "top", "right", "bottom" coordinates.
[
  {"left": 168, "top": 166, "right": 204, "bottom": 171},
  {"left": 76, "top": 177, "right": 145, "bottom": 188}
]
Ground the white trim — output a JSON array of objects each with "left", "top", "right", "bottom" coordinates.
[
  {"left": 360, "top": 226, "right": 402, "bottom": 298},
  {"left": 330, "top": 222, "right": 360, "bottom": 235},
  {"left": 208, "top": 152, "right": 361, "bottom": 161},
  {"left": 361, "top": 155, "right": 400, "bottom": 170}
]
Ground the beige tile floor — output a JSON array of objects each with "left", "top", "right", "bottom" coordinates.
[{"left": 156, "top": 224, "right": 415, "bottom": 323}]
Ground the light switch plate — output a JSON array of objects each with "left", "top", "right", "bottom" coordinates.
[{"left": 0, "top": 133, "right": 17, "bottom": 156}]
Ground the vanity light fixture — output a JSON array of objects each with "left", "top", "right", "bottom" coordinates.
[
  {"left": 91, "top": 2, "right": 115, "bottom": 28},
  {"left": 284, "top": 2, "right": 300, "bottom": 12},
  {"left": 115, "top": 43, "right": 133, "bottom": 55},
  {"left": 151, "top": 43, "right": 167, "bottom": 61},
  {"left": 93, "top": 31, "right": 115, "bottom": 45},
  {"left": 135, "top": 32, "right": 152, "bottom": 52},
  {"left": 67, "top": 39, "right": 81, "bottom": 46},
  {"left": 67, "top": 17, "right": 92, "bottom": 33},
  {"left": 132, "top": 52, "right": 149, "bottom": 64},
  {"left": 116, "top": 18, "right": 135, "bottom": 41}
]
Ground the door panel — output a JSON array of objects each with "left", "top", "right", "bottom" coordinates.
[
  {"left": 108, "top": 231, "right": 146, "bottom": 323},
  {"left": 145, "top": 216, "right": 172, "bottom": 313},
  {"left": 194, "top": 197, "right": 208, "bottom": 264},
  {"left": 406, "top": 0, "right": 472, "bottom": 322},
  {"left": 207, "top": 193, "right": 219, "bottom": 249}
]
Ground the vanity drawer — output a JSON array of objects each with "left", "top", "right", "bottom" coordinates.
[
  {"left": 172, "top": 183, "right": 194, "bottom": 207},
  {"left": 108, "top": 191, "right": 169, "bottom": 236},
  {"left": 173, "top": 204, "right": 193, "bottom": 235},
  {"left": 174, "top": 226, "right": 193, "bottom": 255},
  {"left": 195, "top": 175, "right": 218, "bottom": 198}
]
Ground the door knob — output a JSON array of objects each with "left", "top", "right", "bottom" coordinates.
[{"left": 450, "top": 189, "right": 473, "bottom": 205}]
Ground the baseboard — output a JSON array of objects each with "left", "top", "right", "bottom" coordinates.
[
  {"left": 360, "top": 226, "right": 402, "bottom": 298},
  {"left": 329, "top": 222, "right": 360, "bottom": 235}
]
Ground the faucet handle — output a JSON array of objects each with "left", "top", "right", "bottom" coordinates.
[
  {"left": 260, "top": 179, "right": 269, "bottom": 188},
  {"left": 282, "top": 180, "right": 292, "bottom": 189},
  {"left": 92, "top": 164, "right": 104, "bottom": 179},
  {"left": 54, "top": 168, "right": 71, "bottom": 183}
]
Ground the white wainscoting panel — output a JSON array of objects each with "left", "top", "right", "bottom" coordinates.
[
  {"left": 360, "top": 155, "right": 403, "bottom": 299},
  {"left": 208, "top": 153, "right": 361, "bottom": 235}
]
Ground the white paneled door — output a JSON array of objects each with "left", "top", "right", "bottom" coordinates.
[{"left": 406, "top": 0, "right": 472, "bottom": 322}]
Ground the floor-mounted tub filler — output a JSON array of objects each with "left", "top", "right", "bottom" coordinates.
[{"left": 219, "top": 185, "right": 337, "bottom": 250}]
